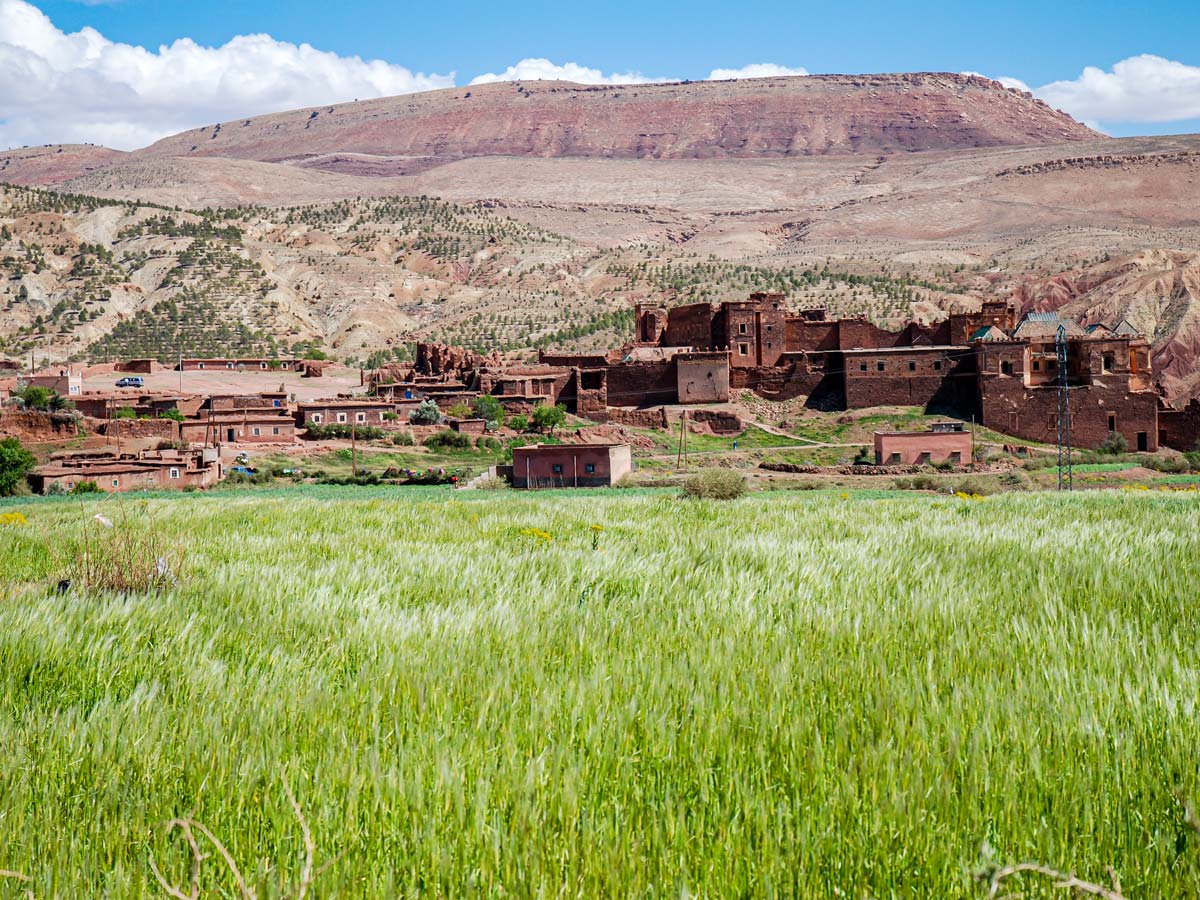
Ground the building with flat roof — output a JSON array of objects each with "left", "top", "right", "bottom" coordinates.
[
  {"left": 874, "top": 423, "right": 973, "bottom": 466},
  {"left": 510, "top": 443, "right": 632, "bottom": 489}
]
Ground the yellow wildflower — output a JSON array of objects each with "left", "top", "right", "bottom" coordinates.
[{"left": 0, "top": 511, "right": 27, "bottom": 526}]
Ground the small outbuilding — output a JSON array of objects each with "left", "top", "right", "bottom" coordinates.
[
  {"left": 874, "top": 423, "right": 972, "bottom": 466},
  {"left": 511, "top": 443, "right": 633, "bottom": 488}
]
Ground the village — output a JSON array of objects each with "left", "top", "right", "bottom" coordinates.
[{"left": 3, "top": 291, "right": 1200, "bottom": 496}]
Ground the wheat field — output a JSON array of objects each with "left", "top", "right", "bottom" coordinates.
[{"left": 1, "top": 487, "right": 1199, "bottom": 897}]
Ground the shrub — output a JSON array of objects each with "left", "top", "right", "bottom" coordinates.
[
  {"left": 306, "top": 424, "right": 385, "bottom": 441},
  {"left": 71, "top": 481, "right": 100, "bottom": 494},
  {"left": 382, "top": 411, "right": 399, "bottom": 422},
  {"left": 507, "top": 415, "right": 529, "bottom": 432},
  {"left": 954, "top": 475, "right": 997, "bottom": 496},
  {"left": 1098, "top": 431, "right": 1128, "bottom": 455},
  {"left": 424, "top": 429, "right": 472, "bottom": 451},
  {"left": 997, "top": 470, "right": 1031, "bottom": 490},
  {"left": 893, "top": 474, "right": 943, "bottom": 492},
  {"left": 409, "top": 400, "right": 442, "bottom": 426},
  {"left": 472, "top": 395, "right": 504, "bottom": 427},
  {"left": 476, "top": 436, "right": 501, "bottom": 451},
  {"left": 447, "top": 402, "right": 472, "bottom": 419},
  {"left": 682, "top": 469, "right": 748, "bottom": 500},
  {"left": 0, "top": 437, "right": 36, "bottom": 496},
  {"left": 1185, "top": 450, "right": 1200, "bottom": 472},
  {"left": 113, "top": 407, "right": 136, "bottom": 419},
  {"left": 159, "top": 408, "right": 185, "bottom": 422},
  {"left": 852, "top": 446, "right": 872, "bottom": 465},
  {"left": 68, "top": 507, "right": 185, "bottom": 593},
  {"left": 391, "top": 431, "right": 415, "bottom": 446},
  {"left": 18, "top": 385, "right": 55, "bottom": 411}
]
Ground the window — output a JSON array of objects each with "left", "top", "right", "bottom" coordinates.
[
  {"left": 311, "top": 413, "right": 322, "bottom": 424},
  {"left": 356, "top": 412, "right": 367, "bottom": 423},
  {"left": 889, "top": 452, "right": 902, "bottom": 464},
  {"left": 1107, "top": 413, "right": 1117, "bottom": 432},
  {"left": 1032, "top": 360, "right": 1040, "bottom": 372},
  {"left": 1000, "top": 361, "right": 1013, "bottom": 376},
  {"left": 876, "top": 362, "right": 885, "bottom": 372},
  {"left": 585, "top": 463, "right": 596, "bottom": 474},
  {"left": 738, "top": 323, "right": 748, "bottom": 334},
  {"left": 919, "top": 451, "right": 932, "bottom": 464},
  {"left": 250, "top": 427, "right": 260, "bottom": 436},
  {"left": 260, "top": 362, "right": 268, "bottom": 370},
  {"left": 859, "top": 363, "right": 868, "bottom": 372},
  {"left": 949, "top": 451, "right": 962, "bottom": 463},
  {"left": 111, "top": 479, "right": 119, "bottom": 487},
  {"left": 1102, "top": 352, "right": 1115, "bottom": 373},
  {"left": 169, "top": 468, "right": 180, "bottom": 480},
  {"left": 738, "top": 343, "right": 750, "bottom": 355},
  {"left": 766, "top": 324, "right": 773, "bottom": 333},
  {"left": 907, "top": 361, "right": 917, "bottom": 372},
  {"left": 337, "top": 412, "right": 347, "bottom": 423},
  {"left": 272, "top": 427, "right": 280, "bottom": 435},
  {"left": 1137, "top": 431, "right": 1148, "bottom": 452},
  {"left": 226, "top": 362, "right": 234, "bottom": 369},
  {"left": 552, "top": 464, "right": 563, "bottom": 474},
  {"left": 934, "top": 361, "right": 943, "bottom": 371},
  {"left": 197, "top": 363, "right": 205, "bottom": 370}
]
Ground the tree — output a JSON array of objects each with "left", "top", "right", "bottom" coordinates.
[
  {"left": 409, "top": 400, "right": 442, "bottom": 425},
  {"left": 532, "top": 403, "right": 566, "bottom": 434},
  {"left": 160, "top": 408, "right": 185, "bottom": 422},
  {"left": 0, "top": 437, "right": 35, "bottom": 496},
  {"left": 472, "top": 394, "right": 504, "bottom": 427}
]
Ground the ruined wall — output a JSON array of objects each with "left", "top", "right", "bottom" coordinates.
[
  {"left": 664, "top": 304, "right": 717, "bottom": 349},
  {"left": 0, "top": 410, "right": 80, "bottom": 441},
  {"left": 102, "top": 419, "right": 180, "bottom": 441},
  {"left": 606, "top": 360, "right": 678, "bottom": 408},
  {"left": 687, "top": 409, "right": 743, "bottom": 434},
  {"left": 786, "top": 319, "right": 839, "bottom": 352},
  {"left": 980, "top": 378, "right": 1159, "bottom": 450},
  {"left": 732, "top": 360, "right": 831, "bottom": 404},
  {"left": 1157, "top": 400, "right": 1200, "bottom": 451},
  {"left": 604, "top": 406, "right": 670, "bottom": 429}
]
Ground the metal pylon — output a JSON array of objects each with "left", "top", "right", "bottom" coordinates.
[{"left": 1056, "top": 323, "right": 1073, "bottom": 491}]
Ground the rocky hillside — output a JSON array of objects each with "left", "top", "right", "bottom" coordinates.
[{"left": 135, "top": 73, "right": 1097, "bottom": 169}]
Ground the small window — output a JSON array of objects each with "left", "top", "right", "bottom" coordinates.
[
  {"left": 738, "top": 343, "right": 750, "bottom": 355},
  {"left": 859, "top": 363, "right": 868, "bottom": 372},
  {"left": 585, "top": 463, "right": 596, "bottom": 474},
  {"left": 934, "top": 360, "right": 943, "bottom": 371},
  {"left": 111, "top": 479, "right": 119, "bottom": 487},
  {"left": 356, "top": 413, "right": 367, "bottom": 423},
  {"left": 1107, "top": 413, "right": 1117, "bottom": 432},
  {"left": 766, "top": 324, "right": 773, "bottom": 333},
  {"left": 252, "top": 427, "right": 261, "bottom": 436},
  {"left": 876, "top": 362, "right": 885, "bottom": 372},
  {"left": 1032, "top": 360, "right": 1040, "bottom": 371},
  {"left": 919, "top": 451, "right": 932, "bottom": 464},
  {"left": 197, "top": 363, "right": 205, "bottom": 370},
  {"left": 260, "top": 362, "right": 267, "bottom": 369},
  {"left": 889, "top": 452, "right": 902, "bottom": 464},
  {"left": 552, "top": 464, "right": 563, "bottom": 474},
  {"left": 337, "top": 412, "right": 347, "bottom": 423},
  {"left": 907, "top": 361, "right": 917, "bottom": 372},
  {"left": 1000, "top": 361, "right": 1013, "bottom": 376},
  {"left": 226, "top": 362, "right": 234, "bottom": 369},
  {"left": 272, "top": 427, "right": 280, "bottom": 435},
  {"left": 738, "top": 323, "right": 748, "bottom": 334},
  {"left": 169, "top": 468, "right": 180, "bottom": 479},
  {"left": 949, "top": 451, "right": 962, "bottom": 463},
  {"left": 311, "top": 413, "right": 322, "bottom": 424}
]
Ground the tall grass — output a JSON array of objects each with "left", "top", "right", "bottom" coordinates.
[{"left": 1, "top": 490, "right": 1200, "bottom": 896}]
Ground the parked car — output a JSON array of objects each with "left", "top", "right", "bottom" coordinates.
[{"left": 115, "top": 376, "right": 144, "bottom": 388}]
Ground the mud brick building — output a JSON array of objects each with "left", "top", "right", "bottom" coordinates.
[
  {"left": 177, "top": 357, "right": 301, "bottom": 372},
  {"left": 30, "top": 447, "right": 222, "bottom": 494},
  {"left": 394, "top": 291, "right": 1181, "bottom": 452},
  {"left": 295, "top": 400, "right": 398, "bottom": 428},
  {"left": 875, "top": 423, "right": 973, "bottom": 466},
  {"left": 511, "top": 443, "right": 633, "bottom": 489}
]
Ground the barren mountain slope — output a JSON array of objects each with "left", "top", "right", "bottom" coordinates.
[
  {"left": 128, "top": 73, "right": 1097, "bottom": 167},
  {"left": 0, "top": 145, "right": 128, "bottom": 186}
]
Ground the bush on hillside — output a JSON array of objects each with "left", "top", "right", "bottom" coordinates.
[
  {"left": 1098, "top": 431, "right": 1128, "bottom": 455},
  {"left": 0, "top": 437, "right": 35, "bottom": 496},
  {"left": 681, "top": 469, "right": 748, "bottom": 500},
  {"left": 424, "top": 429, "right": 472, "bottom": 451},
  {"left": 409, "top": 400, "right": 442, "bottom": 426}
]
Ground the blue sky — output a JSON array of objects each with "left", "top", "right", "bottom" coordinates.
[{"left": 3, "top": 0, "right": 1200, "bottom": 149}]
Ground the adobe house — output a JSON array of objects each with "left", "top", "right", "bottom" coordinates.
[
  {"left": 179, "top": 412, "right": 296, "bottom": 445},
  {"left": 26, "top": 368, "right": 82, "bottom": 397},
  {"left": 295, "top": 400, "right": 397, "bottom": 428},
  {"left": 874, "top": 423, "right": 973, "bottom": 466},
  {"left": 511, "top": 443, "right": 633, "bottom": 488},
  {"left": 177, "top": 357, "right": 301, "bottom": 372},
  {"left": 30, "top": 447, "right": 221, "bottom": 494}
]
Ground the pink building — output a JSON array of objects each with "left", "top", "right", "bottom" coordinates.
[
  {"left": 874, "top": 423, "right": 973, "bottom": 466},
  {"left": 511, "top": 443, "right": 633, "bottom": 488}
]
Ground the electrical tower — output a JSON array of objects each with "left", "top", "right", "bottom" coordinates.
[{"left": 1055, "top": 322, "right": 1073, "bottom": 491}]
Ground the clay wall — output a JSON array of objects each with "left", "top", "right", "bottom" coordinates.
[
  {"left": 1157, "top": 401, "right": 1200, "bottom": 451},
  {"left": 874, "top": 430, "right": 973, "bottom": 465},
  {"left": 843, "top": 349, "right": 971, "bottom": 410},
  {"left": 676, "top": 352, "right": 730, "bottom": 403},
  {"left": 101, "top": 419, "right": 180, "bottom": 441},
  {"left": 664, "top": 303, "right": 717, "bottom": 349},
  {"left": 786, "top": 319, "right": 839, "bottom": 352},
  {"left": 511, "top": 444, "right": 632, "bottom": 488},
  {"left": 980, "top": 378, "right": 1159, "bottom": 451},
  {"left": 606, "top": 360, "right": 678, "bottom": 408}
]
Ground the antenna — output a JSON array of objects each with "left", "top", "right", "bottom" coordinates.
[{"left": 1055, "top": 323, "right": 1073, "bottom": 491}]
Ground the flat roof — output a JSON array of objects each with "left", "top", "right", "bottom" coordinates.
[{"left": 842, "top": 345, "right": 960, "bottom": 354}]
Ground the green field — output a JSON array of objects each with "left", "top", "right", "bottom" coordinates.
[{"left": 2, "top": 489, "right": 1200, "bottom": 897}]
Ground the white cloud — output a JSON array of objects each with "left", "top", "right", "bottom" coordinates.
[
  {"left": 0, "top": 0, "right": 454, "bottom": 150},
  {"left": 469, "top": 58, "right": 656, "bottom": 86},
  {"left": 707, "top": 63, "right": 808, "bottom": 81},
  {"left": 1034, "top": 55, "right": 1200, "bottom": 124}
]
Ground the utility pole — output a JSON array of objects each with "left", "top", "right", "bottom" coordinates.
[
  {"left": 351, "top": 422, "right": 358, "bottom": 477},
  {"left": 1055, "top": 323, "right": 1073, "bottom": 492}
]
